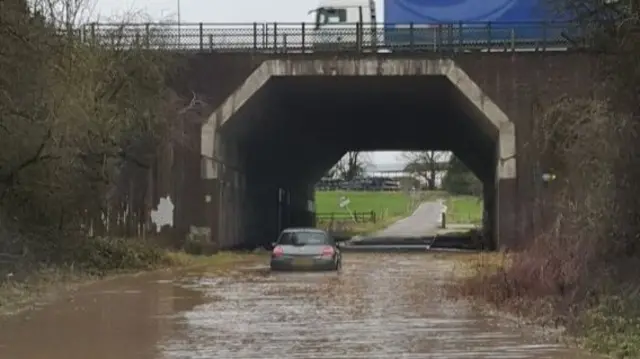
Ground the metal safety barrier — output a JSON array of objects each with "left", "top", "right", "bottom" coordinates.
[{"left": 70, "top": 21, "right": 581, "bottom": 53}]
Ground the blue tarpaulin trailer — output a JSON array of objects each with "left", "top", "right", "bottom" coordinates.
[{"left": 382, "top": 0, "right": 571, "bottom": 48}]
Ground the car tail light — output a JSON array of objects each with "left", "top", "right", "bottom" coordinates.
[
  {"left": 321, "top": 246, "right": 335, "bottom": 257},
  {"left": 272, "top": 246, "right": 284, "bottom": 257}
]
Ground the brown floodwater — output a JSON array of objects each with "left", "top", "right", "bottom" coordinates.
[{"left": 0, "top": 253, "right": 598, "bottom": 359}]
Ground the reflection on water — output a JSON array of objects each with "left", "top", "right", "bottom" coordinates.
[
  {"left": 0, "top": 253, "right": 597, "bottom": 359},
  {"left": 0, "top": 272, "right": 206, "bottom": 359}
]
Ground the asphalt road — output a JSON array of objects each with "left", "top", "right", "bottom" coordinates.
[
  {"left": 372, "top": 200, "right": 444, "bottom": 238},
  {"left": 344, "top": 200, "right": 479, "bottom": 250}
]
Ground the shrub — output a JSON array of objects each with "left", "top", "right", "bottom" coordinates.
[
  {"left": 67, "top": 237, "right": 171, "bottom": 276},
  {"left": 0, "top": 1, "right": 195, "bottom": 275}
]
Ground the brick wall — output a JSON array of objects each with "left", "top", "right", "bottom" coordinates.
[{"left": 173, "top": 50, "right": 594, "bottom": 245}]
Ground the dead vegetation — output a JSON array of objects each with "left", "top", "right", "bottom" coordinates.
[
  {"left": 0, "top": 0, "right": 207, "bottom": 281},
  {"left": 452, "top": 1, "right": 640, "bottom": 357}
]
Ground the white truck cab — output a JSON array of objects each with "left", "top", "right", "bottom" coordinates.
[{"left": 308, "top": 0, "right": 378, "bottom": 50}]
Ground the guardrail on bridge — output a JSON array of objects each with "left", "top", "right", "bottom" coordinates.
[{"left": 73, "top": 21, "right": 580, "bottom": 53}]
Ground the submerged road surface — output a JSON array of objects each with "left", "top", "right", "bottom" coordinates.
[{"left": 0, "top": 253, "right": 595, "bottom": 359}]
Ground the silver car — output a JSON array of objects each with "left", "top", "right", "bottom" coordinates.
[{"left": 270, "top": 228, "right": 342, "bottom": 271}]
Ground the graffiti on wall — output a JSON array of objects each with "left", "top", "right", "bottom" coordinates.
[{"left": 150, "top": 196, "right": 175, "bottom": 233}]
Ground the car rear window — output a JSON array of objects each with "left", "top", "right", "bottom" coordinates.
[{"left": 278, "top": 231, "right": 329, "bottom": 245}]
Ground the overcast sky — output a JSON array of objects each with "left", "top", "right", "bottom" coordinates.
[
  {"left": 89, "top": 0, "right": 386, "bottom": 23},
  {"left": 89, "top": 0, "right": 402, "bottom": 166}
]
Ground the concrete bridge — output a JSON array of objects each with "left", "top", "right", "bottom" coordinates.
[
  {"left": 86, "top": 22, "right": 591, "bottom": 249},
  {"left": 164, "top": 49, "right": 593, "bottom": 251}
]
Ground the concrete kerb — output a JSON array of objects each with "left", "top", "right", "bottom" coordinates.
[{"left": 201, "top": 57, "right": 516, "bottom": 181}]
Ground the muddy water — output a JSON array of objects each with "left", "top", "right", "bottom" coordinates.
[{"left": 0, "top": 253, "right": 596, "bottom": 359}]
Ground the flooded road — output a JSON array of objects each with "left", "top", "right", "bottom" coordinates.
[{"left": 0, "top": 253, "right": 595, "bottom": 359}]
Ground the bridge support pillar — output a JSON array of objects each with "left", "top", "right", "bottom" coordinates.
[
  {"left": 482, "top": 181, "right": 496, "bottom": 250},
  {"left": 285, "top": 183, "right": 315, "bottom": 229},
  {"left": 243, "top": 179, "right": 279, "bottom": 248},
  {"left": 496, "top": 121, "right": 518, "bottom": 249},
  {"left": 497, "top": 178, "right": 517, "bottom": 249},
  {"left": 201, "top": 115, "right": 253, "bottom": 249},
  {"left": 240, "top": 181, "right": 314, "bottom": 248}
]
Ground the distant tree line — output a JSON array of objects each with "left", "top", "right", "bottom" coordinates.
[
  {"left": 441, "top": 155, "right": 482, "bottom": 196},
  {"left": 323, "top": 151, "right": 482, "bottom": 196},
  {"left": 324, "top": 152, "right": 369, "bottom": 181}
]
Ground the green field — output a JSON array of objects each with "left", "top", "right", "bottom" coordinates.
[
  {"left": 315, "top": 191, "right": 414, "bottom": 218},
  {"left": 445, "top": 195, "right": 483, "bottom": 224},
  {"left": 314, "top": 190, "right": 482, "bottom": 237},
  {"left": 315, "top": 190, "right": 421, "bottom": 237}
]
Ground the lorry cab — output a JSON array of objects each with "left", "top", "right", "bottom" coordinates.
[{"left": 308, "top": 0, "right": 378, "bottom": 50}]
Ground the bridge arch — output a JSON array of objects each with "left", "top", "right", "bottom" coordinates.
[{"left": 200, "top": 57, "right": 517, "bottom": 249}]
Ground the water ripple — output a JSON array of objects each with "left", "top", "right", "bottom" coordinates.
[{"left": 160, "top": 253, "right": 590, "bottom": 359}]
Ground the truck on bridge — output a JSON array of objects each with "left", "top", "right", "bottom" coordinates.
[
  {"left": 307, "top": 0, "right": 571, "bottom": 51},
  {"left": 83, "top": 0, "right": 580, "bottom": 53}
]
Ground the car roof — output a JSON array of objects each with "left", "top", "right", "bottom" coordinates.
[{"left": 281, "top": 227, "right": 326, "bottom": 234}]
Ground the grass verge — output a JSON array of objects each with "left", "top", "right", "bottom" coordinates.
[
  {"left": 448, "top": 251, "right": 640, "bottom": 358},
  {"left": 578, "top": 292, "right": 640, "bottom": 358},
  {"left": 444, "top": 195, "right": 483, "bottom": 225},
  {"left": 446, "top": 251, "right": 568, "bottom": 339},
  {"left": 447, "top": 252, "right": 512, "bottom": 282},
  {"left": 315, "top": 190, "right": 414, "bottom": 216}
]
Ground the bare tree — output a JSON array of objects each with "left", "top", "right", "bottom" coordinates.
[
  {"left": 402, "top": 151, "right": 449, "bottom": 190},
  {"left": 323, "top": 165, "right": 339, "bottom": 179},
  {"left": 329, "top": 152, "right": 370, "bottom": 181},
  {"left": 0, "top": 0, "right": 180, "bottom": 237}
]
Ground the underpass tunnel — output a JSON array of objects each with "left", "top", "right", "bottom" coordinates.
[{"left": 214, "top": 72, "right": 508, "bottom": 249}]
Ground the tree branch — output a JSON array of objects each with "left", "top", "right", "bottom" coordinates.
[
  {"left": 117, "top": 150, "right": 151, "bottom": 169},
  {"left": 0, "top": 128, "right": 57, "bottom": 188},
  {"left": 177, "top": 91, "right": 207, "bottom": 115}
]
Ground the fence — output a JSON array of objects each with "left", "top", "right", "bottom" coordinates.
[
  {"left": 316, "top": 211, "right": 377, "bottom": 224},
  {"left": 73, "top": 21, "right": 580, "bottom": 53},
  {"left": 315, "top": 186, "right": 403, "bottom": 192}
]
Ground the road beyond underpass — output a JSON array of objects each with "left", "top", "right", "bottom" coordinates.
[
  {"left": 343, "top": 200, "right": 478, "bottom": 250},
  {"left": 374, "top": 201, "right": 444, "bottom": 238},
  {"left": 0, "top": 253, "right": 596, "bottom": 359}
]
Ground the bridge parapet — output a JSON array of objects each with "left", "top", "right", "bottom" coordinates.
[{"left": 75, "top": 21, "right": 579, "bottom": 53}]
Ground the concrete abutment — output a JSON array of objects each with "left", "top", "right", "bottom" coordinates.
[{"left": 198, "top": 57, "right": 519, "bottom": 249}]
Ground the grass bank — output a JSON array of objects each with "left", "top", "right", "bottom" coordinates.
[
  {"left": 0, "top": 237, "right": 260, "bottom": 317},
  {"left": 448, "top": 251, "right": 640, "bottom": 358},
  {"left": 444, "top": 195, "right": 483, "bottom": 225},
  {"left": 316, "top": 190, "right": 425, "bottom": 216}
]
